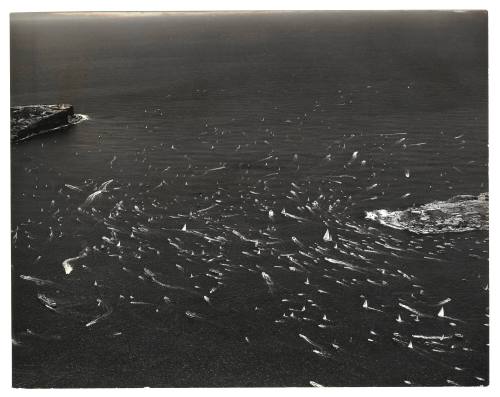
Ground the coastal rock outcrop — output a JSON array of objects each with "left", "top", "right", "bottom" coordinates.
[
  {"left": 366, "top": 193, "right": 489, "bottom": 234},
  {"left": 11, "top": 104, "right": 85, "bottom": 142}
]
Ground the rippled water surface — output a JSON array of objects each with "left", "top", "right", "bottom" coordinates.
[{"left": 11, "top": 12, "right": 488, "bottom": 387}]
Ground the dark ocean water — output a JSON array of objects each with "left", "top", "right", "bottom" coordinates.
[{"left": 11, "top": 12, "right": 488, "bottom": 387}]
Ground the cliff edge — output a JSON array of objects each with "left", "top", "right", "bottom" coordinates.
[{"left": 11, "top": 104, "right": 84, "bottom": 142}]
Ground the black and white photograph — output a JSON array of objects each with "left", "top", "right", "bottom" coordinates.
[{"left": 8, "top": 4, "right": 490, "bottom": 389}]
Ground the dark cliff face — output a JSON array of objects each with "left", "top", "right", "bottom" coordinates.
[{"left": 11, "top": 104, "right": 75, "bottom": 142}]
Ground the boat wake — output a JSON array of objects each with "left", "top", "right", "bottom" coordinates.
[{"left": 11, "top": 121, "right": 489, "bottom": 386}]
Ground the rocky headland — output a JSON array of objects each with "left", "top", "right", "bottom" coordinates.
[
  {"left": 366, "top": 193, "right": 489, "bottom": 234},
  {"left": 11, "top": 104, "right": 85, "bottom": 142}
]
